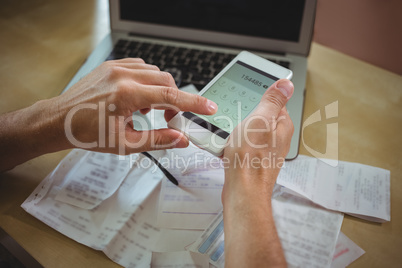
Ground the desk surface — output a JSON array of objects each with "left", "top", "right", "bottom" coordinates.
[{"left": 0, "top": 0, "right": 401, "bottom": 267}]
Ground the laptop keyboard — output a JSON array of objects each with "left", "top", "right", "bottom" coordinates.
[{"left": 107, "top": 39, "right": 290, "bottom": 90}]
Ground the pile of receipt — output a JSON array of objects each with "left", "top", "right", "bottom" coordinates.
[
  {"left": 22, "top": 145, "right": 390, "bottom": 268},
  {"left": 22, "top": 88, "right": 390, "bottom": 267}
]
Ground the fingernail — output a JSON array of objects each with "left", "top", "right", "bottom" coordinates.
[
  {"left": 207, "top": 100, "right": 218, "bottom": 112},
  {"left": 276, "top": 80, "right": 293, "bottom": 98}
]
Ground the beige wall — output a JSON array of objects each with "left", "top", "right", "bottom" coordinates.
[{"left": 313, "top": 0, "right": 402, "bottom": 75}]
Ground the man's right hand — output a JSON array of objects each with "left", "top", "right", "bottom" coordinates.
[{"left": 221, "top": 79, "right": 294, "bottom": 268}]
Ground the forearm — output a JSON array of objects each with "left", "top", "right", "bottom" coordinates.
[
  {"left": 0, "top": 98, "right": 70, "bottom": 172},
  {"left": 223, "top": 169, "right": 286, "bottom": 268}
]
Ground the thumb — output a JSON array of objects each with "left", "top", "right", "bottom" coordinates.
[
  {"left": 125, "top": 128, "right": 190, "bottom": 152},
  {"left": 253, "top": 79, "right": 294, "bottom": 119}
]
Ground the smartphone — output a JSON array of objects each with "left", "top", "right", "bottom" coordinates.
[{"left": 168, "top": 51, "right": 293, "bottom": 157}]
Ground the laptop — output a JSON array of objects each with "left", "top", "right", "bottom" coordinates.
[{"left": 63, "top": 0, "right": 317, "bottom": 160}]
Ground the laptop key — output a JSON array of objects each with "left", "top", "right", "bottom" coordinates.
[
  {"left": 128, "top": 51, "right": 141, "bottom": 57},
  {"left": 108, "top": 39, "right": 239, "bottom": 90},
  {"left": 176, "top": 58, "right": 186, "bottom": 65},
  {"left": 128, "top": 41, "right": 139, "bottom": 48},
  {"left": 213, "top": 62, "right": 223, "bottom": 70},
  {"left": 201, "top": 69, "right": 212, "bottom": 76},
  {"left": 201, "top": 61, "right": 210, "bottom": 68},
  {"left": 115, "top": 39, "right": 128, "bottom": 48}
]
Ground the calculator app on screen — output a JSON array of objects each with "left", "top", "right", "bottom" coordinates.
[{"left": 197, "top": 61, "right": 278, "bottom": 134}]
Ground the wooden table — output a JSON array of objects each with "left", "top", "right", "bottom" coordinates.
[{"left": 0, "top": 0, "right": 401, "bottom": 267}]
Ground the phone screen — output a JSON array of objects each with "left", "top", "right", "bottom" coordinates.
[{"left": 183, "top": 61, "right": 278, "bottom": 139}]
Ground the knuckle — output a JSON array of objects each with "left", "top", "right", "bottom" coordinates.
[
  {"left": 290, "top": 120, "right": 295, "bottom": 134},
  {"left": 112, "top": 80, "right": 131, "bottom": 100},
  {"left": 194, "top": 94, "right": 207, "bottom": 107},
  {"left": 134, "top": 58, "right": 145, "bottom": 63},
  {"left": 100, "top": 60, "right": 116, "bottom": 74},
  {"left": 161, "top": 86, "right": 179, "bottom": 105},
  {"left": 283, "top": 114, "right": 294, "bottom": 135},
  {"left": 152, "top": 134, "right": 166, "bottom": 148},
  {"left": 264, "top": 93, "right": 286, "bottom": 109},
  {"left": 102, "top": 60, "right": 114, "bottom": 68},
  {"left": 150, "top": 64, "right": 160, "bottom": 71},
  {"left": 105, "top": 64, "right": 124, "bottom": 81},
  {"left": 151, "top": 133, "right": 175, "bottom": 150},
  {"left": 161, "top": 71, "right": 175, "bottom": 85}
]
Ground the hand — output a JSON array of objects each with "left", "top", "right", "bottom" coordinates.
[
  {"left": 0, "top": 58, "right": 218, "bottom": 171},
  {"left": 223, "top": 79, "right": 294, "bottom": 192},
  {"left": 54, "top": 58, "right": 217, "bottom": 155},
  {"left": 221, "top": 79, "right": 294, "bottom": 268}
]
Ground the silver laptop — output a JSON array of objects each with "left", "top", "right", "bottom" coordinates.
[{"left": 63, "top": 0, "right": 317, "bottom": 160}]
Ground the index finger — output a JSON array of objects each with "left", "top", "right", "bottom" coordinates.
[{"left": 134, "top": 85, "right": 218, "bottom": 115}]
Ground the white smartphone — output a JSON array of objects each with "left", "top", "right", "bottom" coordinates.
[{"left": 168, "top": 51, "right": 293, "bottom": 157}]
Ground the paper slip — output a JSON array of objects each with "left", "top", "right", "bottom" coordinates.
[
  {"left": 190, "top": 186, "right": 345, "bottom": 268},
  {"left": 330, "top": 232, "right": 365, "bottom": 268},
  {"left": 157, "top": 166, "right": 224, "bottom": 230},
  {"left": 55, "top": 151, "right": 132, "bottom": 209},
  {"left": 102, "top": 183, "right": 202, "bottom": 267},
  {"left": 157, "top": 153, "right": 390, "bottom": 229},
  {"left": 22, "top": 149, "right": 204, "bottom": 267},
  {"left": 22, "top": 150, "right": 162, "bottom": 250},
  {"left": 151, "top": 251, "right": 209, "bottom": 268},
  {"left": 272, "top": 188, "right": 344, "bottom": 268},
  {"left": 22, "top": 149, "right": 89, "bottom": 209},
  {"left": 156, "top": 146, "right": 224, "bottom": 230},
  {"left": 277, "top": 155, "right": 391, "bottom": 222}
]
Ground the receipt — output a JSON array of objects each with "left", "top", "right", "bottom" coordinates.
[
  {"left": 102, "top": 183, "right": 202, "bottom": 267},
  {"left": 55, "top": 151, "right": 132, "bottom": 209},
  {"left": 190, "top": 186, "right": 344, "bottom": 268},
  {"left": 277, "top": 155, "right": 391, "bottom": 222},
  {"left": 156, "top": 147, "right": 224, "bottom": 230},
  {"left": 21, "top": 149, "right": 88, "bottom": 210},
  {"left": 272, "top": 187, "right": 344, "bottom": 268},
  {"left": 22, "top": 150, "right": 203, "bottom": 267},
  {"left": 22, "top": 151, "right": 162, "bottom": 250},
  {"left": 330, "top": 232, "right": 365, "bottom": 268}
]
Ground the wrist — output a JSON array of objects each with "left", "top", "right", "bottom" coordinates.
[
  {"left": 222, "top": 168, "right": 276, "bottom": 210},
  {"left": 224, "top": 167, "right": 277, "bottom": 193},
  {"left": 0, "top": 97, "right": 70, "bottom": 171},
  {"left": 18, "top": 97, "right": 71, "bottom": 157},
  {"left": 29, "top": 97, "right": 72, "bottom": 153}
]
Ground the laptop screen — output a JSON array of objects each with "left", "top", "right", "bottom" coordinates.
[{"left": 119, "top": 0, "right": 306, "bottom": 43}]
